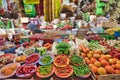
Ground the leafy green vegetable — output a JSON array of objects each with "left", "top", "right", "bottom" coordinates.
[
  {"left": 99, "top": 34, "right": 114, "bottom": 40},
  {"left": 88, "top": 41, "right": 106, "bottom": 51},
  {"left": 71, "top": 55, "right": 83, "bottom": 65},
  {"left": 56, "top": 42, "right": 70, "bottom": 54},
  {"left": 41, "top": 55, "right": 52, "bottom": 64},
  {"left": 38, "top": 65, "right": 52, "bottom": 76},
  {"left": 73, "top": 64, "right": 90, "bottom": 76}
]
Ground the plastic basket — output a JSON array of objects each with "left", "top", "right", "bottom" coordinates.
[
  {"left": 114, "top": 31, "right": 120, "bottom": 38},
  {"left": 1, "top": 47, "right": 16, "bottom": 53}
]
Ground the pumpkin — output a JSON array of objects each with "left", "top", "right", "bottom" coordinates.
[
  {"left": 91, "top": 66, "right": 98, "bottom": 74},
  {"left": 94, "top": 50, "right": 102, "bottom": 54},
  {"left": 86, "top": 60, "right": 91, "bottom": 64},
  {"left": 116, "top": 60, "right": 120, "bottom": 64},
  {"left": 97, "top": 67, "right": 106, "bottom": 75},
  {"left": 89, "top": 64, "right": 94, "bottom": 68},
  {"left": 114, "top": 70, "right": 120, "bottom": 74},
  {"left": 90, "top": 58, "right": 97, "bottom": 64},
  {"left": 100, "top": 60, "right": 110, "bottom": 66},
  {"left": 99, "top": 57, "right": 105, "bottom": 62},
  {"left": 93, "top": 54, "right": 100, "bottom": 59},
  {"left": 105, "top": 66, "right": 114, "bottom": 73},
  {"left": 81, "top": 53, "right": 86, "bottom": 58},
  {"left": 101, "top": 55, "right": 109, "bottom": 61},
  {"left": 87, "top": 54, "right": 92, "bottom": 59},
  {"left": 115, "top": 64, "right": 120, "bottom": 70},
  {"left": 94, "top": 61, "right": 101, "bottom": 67},
  {"left": 111, "top": 64, "right": 116, "bottom": 69},
  {"left": 84, "top": 57, "right": 89, "bottom": 62},
  {"left": 109, "top": 59, "right": 116, "bottom": 64}
]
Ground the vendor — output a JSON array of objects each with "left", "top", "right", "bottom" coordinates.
[{"left": 27, "top": 23, "right": 44, "bottom": 34}]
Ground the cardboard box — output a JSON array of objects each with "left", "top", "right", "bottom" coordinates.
[
  {"left": 102, "top": 21, "right": 117, "bottom": 28},
  {"left": 98, "top": 74, "right": 120, "bottom": 80}
]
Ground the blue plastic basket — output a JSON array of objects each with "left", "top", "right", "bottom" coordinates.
[
  {"left": 1, "top": 47, "right": 16, "bottom": 53},
  {"left": 114, "top": 31, "right": 120, "bottom": 38}
]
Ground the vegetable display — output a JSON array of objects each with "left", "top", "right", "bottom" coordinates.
[
  {"left": 88, "top": 41, "right": 108, "bottom": 53},
  {"left": 0, "top": 63, "right": 20, "bottom": 79},
  {"left": 71, "top": 55, "right": 84, "bottom": 66},
  {"left": 37, "top": 65, "right": 52, "bottom": 76},
  {"left": 55, "top": 65, "right": 73, "bottom": 78},
  {"left": 23, "top": 48, "right": 35, "bottom": 56},
  {"left": 16, "top": 65, "right": 36, "bottom": 78},
  {"left": 25, "top": 54, "right": 39, "bottom": 64},
  {"left": 54, "top": 54, "right": 70, "bottom": 67},
  {"left": 39, "top": 55, "right": 53, "bottom": 65},
  {"left": 15, "top": 55, "right": 26, "bottom": 63},
  {"left": 99, "top": 34, "right": 114, "bottom": 40},
  {"left": 73, "top": 64, "right": 91, "bottom": 77},
  {"left": 56, "top": 42, "right": 70, "bottom": 54},
  {"left": 36, "top": 64, "right": 55, "bottom": 78},
  {"left": 0, "top": 54, "right": 14, "bottom": 68},
  {"left": 36, "top": 47, "right": 47, "bottom": 56}
]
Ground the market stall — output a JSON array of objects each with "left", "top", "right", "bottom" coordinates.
[{"left": 0, "top": 0, "right": 120, "bottom": 80}]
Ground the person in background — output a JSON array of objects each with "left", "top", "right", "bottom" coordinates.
[{"left": 27, "top": 23, "right": 44, "bottom": 34}]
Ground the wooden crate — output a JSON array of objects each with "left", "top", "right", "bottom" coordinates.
[{"left": 98, "top": 74, "right": 120, "bottom": 80}]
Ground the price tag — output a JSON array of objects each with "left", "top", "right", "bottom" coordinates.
[
  {"left": 66, "top": 30, "right": 71, "bottom": 34},
  {"left": 0, "top": 0, "right": 2, "bottom": 6},
  {"left": 72, "top": 29, "right": 78, "bottom": 35},
  {"left": 24, "top": 0, "right": 40, "bottom": 4},
  {"left": 62, "top": 0, "right": 70, "bottom": 5}
]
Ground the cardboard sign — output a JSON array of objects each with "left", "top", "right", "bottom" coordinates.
[{"left": 24, "top": 0, "right": 40, "bottom": 4}]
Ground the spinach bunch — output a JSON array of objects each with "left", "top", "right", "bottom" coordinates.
[{"left": 56, "top": 42, "right": 70, "bottom": 54}]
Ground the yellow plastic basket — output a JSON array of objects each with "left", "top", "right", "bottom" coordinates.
[{"left": 24, "top": 0, "right": 40, "bottom": 4}]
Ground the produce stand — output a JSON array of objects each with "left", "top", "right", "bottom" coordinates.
[{"left": 0, "top": 0, "right": 120, "bottom": 80}]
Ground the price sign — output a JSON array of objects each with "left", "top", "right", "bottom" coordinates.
[
  {"left": 66, "top": 30, "right": 71, "bottom": 34},
  {"left": 24, "top": 0, "right": 40, "bottom": 4}
]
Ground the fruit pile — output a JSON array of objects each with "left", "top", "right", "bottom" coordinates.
[{"left": 81, "top": 50, "right": 120, "bottom": 78}]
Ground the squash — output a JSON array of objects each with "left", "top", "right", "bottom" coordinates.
[
  {"left": 109, "top": 59, "right": 116, "bottom": 64},
  {"left": 105, "top": 66, "right": 114, "bottom": 73},
  {"left": 114, "top": 70, "right": 120, "bottom": 74},
  {"left": 115, "top": 64, "right": 120, "bottom": 70},
  {"left": 90, "top": 58, "right": 97, "bottom": 64},
  {"left": 94, "top": 61, "right": 101, "bottom": 67},
  {"left": 93, "top": 54, "right": 100, "bottom": 59},
  {"left": 94, "top": 50, "right": 102, "bottom": 54},
  {"left": 91, "top": 66, "right": 98, "bottom": 74},
  {"left": 97, "top": 67, "right": 106, "bottom": 75},
  {"left": 100, "top": 60, "right": 110, "bottom": 66}
]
